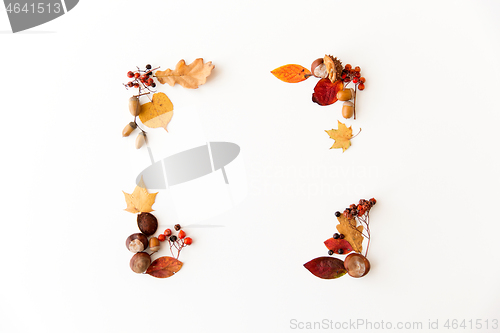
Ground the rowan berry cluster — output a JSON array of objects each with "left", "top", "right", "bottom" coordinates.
[
  {"left": 341, "top": 64, "right": 366, "bottom": 91},
  {"left": 124, "top": 64, "right": 158, "bottom": 92},
  {"left": 336, "top": 198, "right": 376, "bottom": 220},
  {"left": 157, "top": 224, "right": 193, "bottom": 259}
]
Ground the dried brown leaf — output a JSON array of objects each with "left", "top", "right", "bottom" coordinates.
[
  {"left": 336, "top": 214, "right": 364, "bottom": 253},
  {"left": 156, "top": 58, "right": 214, "bottom": 89},
  {"left": 123, "top": 177, "right": 158, "bottom": 214}
]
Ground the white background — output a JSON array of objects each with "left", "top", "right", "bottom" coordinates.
[{"left": 1, "top": 1, "right": 500, "bottom": 332}]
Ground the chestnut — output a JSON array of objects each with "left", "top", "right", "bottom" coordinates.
[
  {"left": 125, "top": 233, "right": 148, "bottom": 253},
  {"left": 311, "top": 58, "right": 327, "bottom": 78},
  {"left": 344, "top": 253, "right": 370, "bottom": 278},
  {"left": 130, "top": 252, "right": 151, "bottom": 273},
  {"left": 137, "top": 212, "right": 158, "bottom": 236}
]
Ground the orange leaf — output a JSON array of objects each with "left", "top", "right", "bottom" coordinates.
[
  {"left": 146, "top": 256, "right": 183, "bottom": 278},
  {"left": 271, "top": 64, "right": 312, "bottom": 83},
  {"left": 336, "top": 214, "right": 364, "bottom": 253},
  {"left": 122, "top": 177, "right": 158, "bottom": 214}
]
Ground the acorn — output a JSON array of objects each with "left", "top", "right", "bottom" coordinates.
[
  {"left": 129, "top": 96, "right": 140, "bottom": 116},
  {"left": 149, "top": 237, "right": 160, "bottom": 253},
  {"left": 122, "top": 122, "right": 137, "bottom": 137},
  {"left": 130, "top": 252, "right": 151, "bottom": 273},
  {"left": 135, "top": 132, "right": 146, "bottom": 149},
  {"left": 137, "top": 212, "right": 158, "bottom": 236},
  {"left": 342, "top": 101, "right": 354, "bottom": 119},
  {"left": 337, "top": 88, "right": 354, "bottom": 101},
  {"left": 125, "top": 233, "right": 148, "bottom": 253}
]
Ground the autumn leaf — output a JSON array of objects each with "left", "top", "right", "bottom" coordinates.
[
  {"left": 325, "top": 121, "right": 360, "bottom": 152},
  {"left": 312, "top": 78, "right": 343, "bottom": 106},
  {"left": 139, "top": 92, "right": 173, "bottom": 131},
  {"left": 336, "top": 214, "right": 364, "bottom": 253},
  {"left": 146, "top": 256, "right": 183, "bottom": 278},
  {"left": 304, "top": 257, "right": 346, "bottom": 279},
  {"left": 271, "top": 64, "right": 312, "bottom": 83},
  {"left": 123, "top": 177, "right": 158, "bottom": 214},
  {"left": 156, "top": 58, "right": 214, "bottom": 89},
  {"left": 324, "top": 238, "right": 353, "bottom": 255}
]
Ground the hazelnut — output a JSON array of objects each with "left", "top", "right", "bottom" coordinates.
[
  {"left": 130, "top": 252, "right": 151, "bottom": 273},
  {"left": 149, "top": 237, "right": 160, "bottom": 253},
  {"left": 337, "top": 88, "right": 354, "bottom": 101},
  {"left": 137, "top": 212, "right": 158, "bottom": 236},
  {"left": 344, "top": 253, "right": 371, "bottom": 278},
  {"left": 342, "top": 101, "right": 354, "bottom": 119},
  {"left": 125, "top": 233, "right": 149, "bottom": 253},
  {"left": 311, "top": 58, "right": 327, "bottom": 78}
]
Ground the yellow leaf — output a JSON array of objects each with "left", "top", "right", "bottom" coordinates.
[
  {"left": 336, "top": 214, "right": 364, "bottom": 253},
  {"left": 325, "top": 121, "right": 360, "bottom": 152},
  {"left": 156, "top": 58, "right": 214, "bottom": 89},
  {"left": 123, "top": 177, "right": 158, "bottom": 214},
  {"left": 139, "top": 92, "right": 173, "bottom": 131}
]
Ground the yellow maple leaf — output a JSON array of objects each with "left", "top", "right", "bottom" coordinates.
[
  {"left": 139, "top": 92, "right": 173, "bottom": 131},
  {"left": 325, "top": 121, "right": 360, "bottom": 152},
  {"left": 123, "top": 177, "right": 158, "bottom": 214},
  {"left": 336, "top": 214, "right": 364, "bottom": 253},
  {"left": 156, "top": 58, "right": 214, "bottom": 89}
]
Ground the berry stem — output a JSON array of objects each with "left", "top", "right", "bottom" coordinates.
[{"left": 353, "top": 84, "right": 357, "bottom": 120}]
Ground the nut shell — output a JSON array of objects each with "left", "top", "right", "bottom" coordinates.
[
  {"left": 122, "top": 122, "right": 137, "bottom": 137},
  {"left": 137, "top": 212, "right": 158, "bottom": 236},
  {"left": 337, "top": 88, "right": 354, "bottom": 101},
  {"left": 125, "top": 233, "right": 148, "bottom": 253},
  {"left": 344, "top": 253, "right": 370, "bottom": 278},
  {"left": 130, "top": 252, "right": 151, "bottom": 273}
]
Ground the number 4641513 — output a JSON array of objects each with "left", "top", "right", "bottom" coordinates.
[{"left": 6, "top": 2, "right": 62, "bottom": 14}]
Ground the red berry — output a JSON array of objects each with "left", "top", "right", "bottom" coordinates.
[
  {"left": 141, "top": 74, "right": 148, "bottom": 80},
  {"left": 127, "top": 71, "right": 134, "bottom": 78},
  {"left": 134, "top": 73, "right": 140, "bottom": 79},
  {"left": 145, "top": 82, "right": 151, "bottom": 86},
  {"left": 359, "top": 77, "right": 366, "bottom": 83},
  {"left": 345, "top": 64, "right": 352, "bottom": 70},
  {"left": 164, "top": 229, "right": 172, "bottom": 237},
  {"left": 133, "top": 83, "right": 139, "bottom": 88},
  {"left": 184, "top": 237, "right": 192, "bottom": 245},
  {"left": 178, "top": 230, "right": 186, "bottom": 239},
  {"left": 147, "top": 78, "right": 154, "bottom": 84},
  {"left": 127, "top": 82, "right": 133, "bottom": 87},
  {"left": 354, "top": 66, "right": 360, "bottom": 72},
  {"left": 358, "top": 83, "right": 365, "bottom": 90},
  {"left": 369, "top": 198, "right": 376, "bottom": 205},
  {"left": 352, "top": 78, "right": 358, "bottom": 83},
  {"left": 158, "top": 234, "right": 166, "bottom": 242}
]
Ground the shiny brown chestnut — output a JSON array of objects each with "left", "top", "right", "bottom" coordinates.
[
  {"left": 125, "top": 233, "right": 149, "bottom": 253},
  {"left": 137, "top": 212, "right": 158, "bottom": 236},
  {"left": 130, "top": 252, "right": 151, "bottom": 273}
]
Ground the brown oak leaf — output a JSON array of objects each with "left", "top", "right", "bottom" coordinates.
[
  {"left": 123, "top": 177, "right": 158, "bottom": 214},
  {"left": 156, "top": 58, "right": 214, "bottom": 89},
  {"left": 336, "top": 214, "right": 364, "bottom": 253},
  {"left": 146, "top": 256, "right": 183, "bottom": 278}
]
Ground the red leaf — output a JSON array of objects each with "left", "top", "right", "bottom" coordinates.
[
  {"left": 312, "top": 79, "right": 343, "bottom": 106},
  {"left": 304, "top": 257, "right": 347, "bottom": 279},
  {"left": 146, "top": 256, "right": 183, "bottom": 278},
  {"left": 324, "top": 238, "right": 353, "bottom": 255}
]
